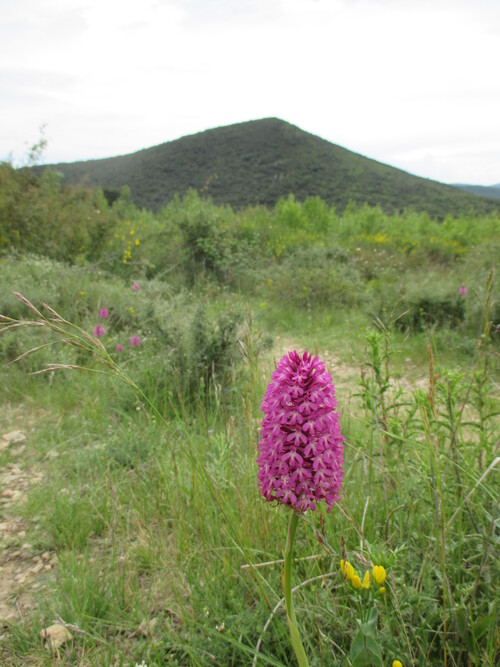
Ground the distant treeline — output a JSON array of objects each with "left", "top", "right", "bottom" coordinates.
[{"left": 2, "top": 162, "right": 500, "bottom": 271}]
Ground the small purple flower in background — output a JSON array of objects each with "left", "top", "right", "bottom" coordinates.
[
  {"left": 257, "top": 350, "right": 344, "bottom": 512},
  {"left": 93, "top": 325, "right": 105, "bottom": 337},
  {"left": 459, "top": 284, "right": 467, "bottom": 296},
  {"left": 131, "top": 282, "right": 140, "bottom": 292},
  {"left": 99, "top": 307, "right": 109, "bottom": 319},
  {"left": 115, "top": 344, "right": 123, "bottom": 352},
  {"left": 130, "top": 335, "right": 142, "bottom": 347}
]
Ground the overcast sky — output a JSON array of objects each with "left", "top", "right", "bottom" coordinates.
[{"left": 1, "top": 0, "right": 499, "bottom": 185}]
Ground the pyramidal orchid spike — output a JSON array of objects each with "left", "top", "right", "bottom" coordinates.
[{"left": 257, "top": 350, "right": 344, "bottom": 512}]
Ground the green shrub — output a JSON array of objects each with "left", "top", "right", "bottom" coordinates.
[
  {"left": 138, "top": 300, "right": 243, "bottom": 412},
  {"left": 397, "top": 293, "right": 465, "bottom": 332},
  {"left": 263, "top": 245, "right": 365, "bottom": 309},
  {"left": 0, "top": 164, "right": 116, "bottom": 262}
]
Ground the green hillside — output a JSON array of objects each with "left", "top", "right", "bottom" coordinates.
[
  {"left": 453, "top": 183, "right": 500, "bottom": 200},
  {"left": 39, "top": 118, "right": 500, "bottom": 217}
]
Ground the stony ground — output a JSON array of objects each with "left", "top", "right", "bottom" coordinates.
[{"left": 0, "top": 405, "right": 56, "bottom": 629}]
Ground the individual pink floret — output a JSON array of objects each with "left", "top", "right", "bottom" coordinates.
[
  {"left": 99, "top": 307, "right": 109, "bottom": 319},
  {"left": 257, "top": 351, "right": 344, "bottom": 512},
  {"left": 130, "top": 335, "right": 142, "bottom": 347},
  {"left": 93, "top": 325, "right": 105, "bottom": 337}
]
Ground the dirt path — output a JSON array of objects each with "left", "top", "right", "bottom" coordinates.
[
  {"left": 0, "top": 405, "right": 56, "bottom": 627},
  {"left": 270, "top": 337, "right": 360, "bottom": 392}
]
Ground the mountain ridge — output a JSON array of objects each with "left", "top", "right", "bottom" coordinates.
[
  {"left": 452, "top": 183, "right": 500, "bottom": 200},
  {"left": 38, "top": 118, "right": 500, "bottom": 217}
]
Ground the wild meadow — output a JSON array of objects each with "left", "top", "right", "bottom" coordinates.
[{"left": 0, "top": 165, "right": 499, "bottom": 666}]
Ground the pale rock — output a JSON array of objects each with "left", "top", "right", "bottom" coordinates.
[
  {"left": 0, "top": 609, "right": 18, "bottom": 624},
  {"left": 1, "top": 489, "right": 21, "bottom": 501},
  {"left": 40, "top": 624, "right": 72, "bottom": 650},
  {"left": 129, "top": 617, "right": 158, "bottom": 638},
  {"left": 1, "top": 431, "right": 26, "bottom": 446}
]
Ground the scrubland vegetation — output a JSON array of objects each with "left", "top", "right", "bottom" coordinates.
[{"left": 0, "top": 162, "right": 499, "bottom": 666}]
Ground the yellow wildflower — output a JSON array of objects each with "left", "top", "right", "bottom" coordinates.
[
  {"left": 135, "top": 239, "right": 140, "bottom": 246},
  {"left": 129, "top": 307, "right": 134, "bottom": 314},
  {"left": 361, "top": 571, "right": 370, "bottom": 590},
  {"left": 372, "top": 565, "right": 386, "bottom": 585},
  {"left": 340, "top": 560, "right": 355, "bottom": 581},
  {"left": 392, "top": 661, "right": 403, "bottom": 667},
  {"left": 378, "top": 587, "right": 386, "bottom": 595},
  {"left": 351, "top": 574, "right": 361, "bottom": 590}
]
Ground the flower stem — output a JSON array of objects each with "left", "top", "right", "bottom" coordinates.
[{"left": 283, "top": 512, "right": 310, "bottom": 667}]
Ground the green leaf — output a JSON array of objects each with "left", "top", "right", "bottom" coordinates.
[
  {"left": 367, "top": 606, "right": 379, "bottom": 628},
  {"left": 350, "top": 630, "right": 383, "bottom": 666},
  {"left": 472, "top": 615, "right": 490, "bottom": 641},
  {"left": 358, "top": 606, "right": 379, "bottom": 636},
  {"left": 350, "top": 632, "right": 368, "bottom": 665}
]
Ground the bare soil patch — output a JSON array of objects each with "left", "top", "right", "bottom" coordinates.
[{"left": 0, "top": 405, "right": 56, "bottom": 627}]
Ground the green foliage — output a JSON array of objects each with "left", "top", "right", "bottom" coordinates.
[
  {"left": 141, "top": 299, "right": 243, "bottom": 411},
  {"left": 0, "top": 162, "right": 116, "bottom": 262},
  {"left": 167, "top": 189, "right": 234, "bottom": 280},
  {"left": 263, "top": 245, "right": 365, "bottom": 309},
  {"left": 350, "top": 607, "right": 383, "bottom": 667},
  {"left": 396, "top": 291, "right": 466, "bottom": 332}
]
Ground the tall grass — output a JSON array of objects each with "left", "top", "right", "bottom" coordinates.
[{"left": 1, "top": 272, "right": 498, "bottom": 665}]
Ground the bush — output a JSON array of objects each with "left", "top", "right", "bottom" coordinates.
[
  {"left": 0, "top": 164, "right": 116, "bottom": 262},
  {"left": 395, "top": 287, "right": 466, "bottom": 332},
  {"left": 263, "top": 245, "right": 365, "bottom": 309},
  {"left": 139, "top": 299, "right": 243, "bottom": 412}
]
